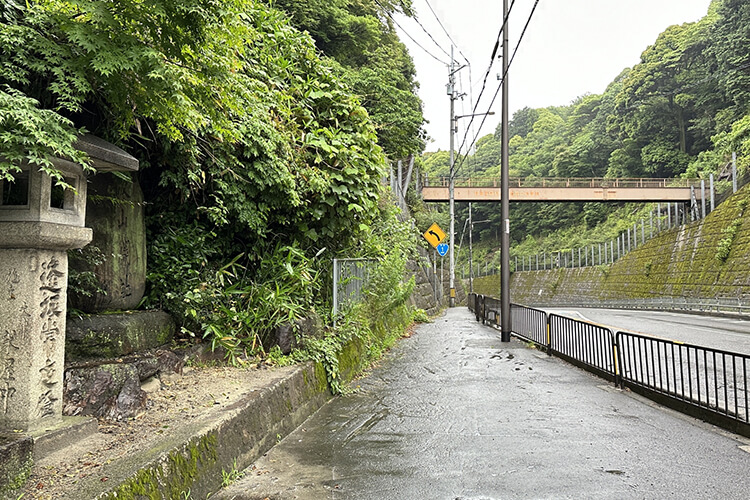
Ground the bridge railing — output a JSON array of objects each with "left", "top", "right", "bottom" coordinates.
[
  {"left": 467, "top": 293, "right": 750, "bottom": 437},
  {"left": 425, "top": 176, "right": 702, "bottom": 189}
]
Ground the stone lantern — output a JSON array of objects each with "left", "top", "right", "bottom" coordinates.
[{"left": 0, "top": 135, "right": 138, "bottom": 430}]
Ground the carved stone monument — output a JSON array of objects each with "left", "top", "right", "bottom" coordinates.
[
  {"left": 69, "top": 166, "right": 146, "bottom": 312},
  {"left": 0, "top": 135, "right": 137, "bottom": 430}
]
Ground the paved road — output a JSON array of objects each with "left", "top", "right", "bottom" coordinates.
[
  {"left": 545, "top": 308, "right": 750, "bottom": 355},
  {"left": 216, "top": 308, "right": 750, "bottom": 500}
]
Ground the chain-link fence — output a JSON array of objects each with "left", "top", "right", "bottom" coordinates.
[{"left": 332, "top": 258, "right": 376, "bottom": 325}]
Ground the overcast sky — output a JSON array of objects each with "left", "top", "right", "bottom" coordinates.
[{"left": 394, "top": 0, "right": 713, "bottom": 154}]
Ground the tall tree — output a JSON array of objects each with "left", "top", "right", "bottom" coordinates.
[{"left": 272, "top": 0, "right": 426, "bottom": 159}]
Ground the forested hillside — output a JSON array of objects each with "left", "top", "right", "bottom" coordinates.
[
  {"left": 0, "top": 0, "right": 425, "bottom": 365},
  {"left": 422, "top": 0, "right": 750, "bottom": 265}
]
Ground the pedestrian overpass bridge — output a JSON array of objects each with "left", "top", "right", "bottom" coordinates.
[{"left": 421, "top": 177, "right": 704, "bottom": 202}]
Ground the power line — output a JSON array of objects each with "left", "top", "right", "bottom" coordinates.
[
  {"left": 374, "top": 0, "right": 450, "bottom": 65},
  {"left": 421, "top": 0, "right": 470, "bottom": 66},
  {"left": 410, "top": 9, "right": 452, "bottom": 59},
  {"left": 458, "top": 0, "right": 518, "bottom": 151},
  {"left": 454, "top": 0, "right": 542, "bottom": 177}
]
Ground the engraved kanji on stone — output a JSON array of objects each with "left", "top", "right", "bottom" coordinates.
[
  {"left": 37, "top": 390, "right": 58, "bottom": 418},
  {"left": 39, "top": 259, "right": 64, "bottom": 323},
  {"left": 119, "top": 238, "right": 132, "bottom": 299},
  {"left": 39, "top": 258, "right": 64, "bottom": 291},
  {"left": 0, "top": 329, "right": 20, "bottom": 414},
  {"left": 40, "top": 317, "right": 60, "bottom": 342},
  {"left": 0, "top": 386, "right": 16, "bottom": 414},
  {"left": 5, "top": 268, "right": 20, "bottom": 300},
  {"left": 39, "top": 292, "right": 63, "bottom": 320},
  {"left": 39, "top": 358, "right": 57, "bottom": 387}
]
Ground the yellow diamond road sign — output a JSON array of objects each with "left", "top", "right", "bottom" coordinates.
[{"left": 423, "top": 223, "right": 446, "bottom": 248}]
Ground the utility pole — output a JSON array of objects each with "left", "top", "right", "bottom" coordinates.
[
  {"left": 500, "top": 0, "right": 511, "bottom": 342},
  {"left": 448, "top": 46, "right": 457, "bottom": 307},
  {"left": 468, "top": 202, "right": 473, "bottom": 293}
]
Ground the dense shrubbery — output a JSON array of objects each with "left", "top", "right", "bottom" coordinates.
[{"left": 0, "top": 0, "right": 426, "bottom": 379}]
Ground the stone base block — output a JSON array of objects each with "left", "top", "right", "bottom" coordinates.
[
  {"left": 28, "top": 416, "right": 98, "bottom": 461},
  {"left": 66, "top": 310, "right": 175, "bottom": 361},
  {"left": 0, "top": 433, "right": 32, "bottom": 496}
]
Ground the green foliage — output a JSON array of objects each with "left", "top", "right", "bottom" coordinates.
[
  {"left": 220, "top": 460, "right": 243, "bottom": 487},
  {"left": 177, "top": 245, "right": 320, "bottom": 364},
  {"left": 302, "top": 201, "right": 418, "bottom": 393},
  {"left": 0, "top": 0, "right": 427, "bottom": 406},
  {"left": 1, "top": 0, "right": 390, "bottom": 253},
  {"left": 435, "top": 1, "right": 750, "bottom": 269},
  {"left": 716, "top": 198, "right": 747, "bottom": 262},
  {"left": 67, "top": 245, "right": 107, "bottom": 300},
  {"left": 643, "top": 260, "right": 653, "bottom": 277},
  {"left": 0, "top": 86, "right": 90, "bottom": 183},
  {"left": 272, "top": 0, "right": 425, "bottom": 159},
  {"left": 412, "top": 308, "right": 429, "bottom": 323}
]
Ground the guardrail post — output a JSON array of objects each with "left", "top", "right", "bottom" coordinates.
[
  {"left": 627, "top": 228, "right": 631, "bottom": 252},
  {"left": 614, "top": 332, "right": 622, "bottom": 388},
  {"left": 546, "top": 313, "right": 552, "bottom": 356},
  {"left": 657, "top": 203, "right": 662, "bottom": 231}
]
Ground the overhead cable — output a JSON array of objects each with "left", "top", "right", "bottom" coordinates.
[
  {"left": 458, "top": 0, "right": 518, "bottom": 149},
  {"left": 455, "top": 0, "right": 542, "bottom": 177},
  {"left": 422, "top": 0, "right": 470, "bottom": 65},
  {"left": 410, "top": 9, "right": 452, "bottom": 59},
  {"left": 374, "top": 0, "right": 450, "bottom": 65}
]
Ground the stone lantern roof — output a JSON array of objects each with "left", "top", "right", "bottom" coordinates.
[{"left": 74, "top": 134, "right": 139, "bottom": 172}]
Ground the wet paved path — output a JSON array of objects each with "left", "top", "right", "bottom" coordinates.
[{"left": 216, "top": 308, "right": 750, "bottom": 499}]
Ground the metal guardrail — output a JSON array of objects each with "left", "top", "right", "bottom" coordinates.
[
  {"left": 549, "top": 314, "right": 617, "bottom": 383},
  {"left": 332, "top": 258, "right": 375, "bottom": 325},
  {"left": 466, "top": 293, "right": 750, "bottom": 437},
  {"left": 529, "top": 297, "right": 750, "bottom": 316},
  {"left": 617, "top": 331, "right": 749, "bottom": 433},
  {"left": 511, "top": 303, "right": 547, "bottom": 348}
]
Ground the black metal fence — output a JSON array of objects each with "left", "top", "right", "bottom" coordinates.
[
  {"left": 467, "top": 293, "right": 750, "bottom": 437},
  {"left": 617, "top": 331, "right": 749, "bottom": 434},
  {"left": 549, "top": 314, "right": 617, "bottom": 383},
  {"left": 511, "top": 303, "right": 547, "bottom": 348}
]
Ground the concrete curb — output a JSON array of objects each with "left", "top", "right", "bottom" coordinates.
[{"left": 61, "top": 362, "right": 330, "bottom": 499}]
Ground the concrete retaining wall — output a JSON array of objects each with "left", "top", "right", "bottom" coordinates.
[{"left": 72, "top": 363, "right": 331, "bottom": 500}]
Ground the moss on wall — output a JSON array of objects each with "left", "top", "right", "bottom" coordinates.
[{"left": 0, "top": 436, "right": 33, "bottom": 497}]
